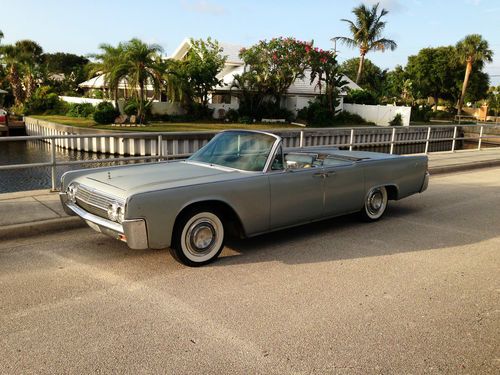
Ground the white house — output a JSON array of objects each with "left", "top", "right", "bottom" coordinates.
[{"left": 171, "top": 38, "right": 361, "bottom": 119}]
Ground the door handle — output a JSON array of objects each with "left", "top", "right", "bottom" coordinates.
[{"left": 312, "top": 173, "right": 325, "bottom": 178}]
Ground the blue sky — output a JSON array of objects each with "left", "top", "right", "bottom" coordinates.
[{"left": 1, "top": 0, "right": 499, "bottom": 84}]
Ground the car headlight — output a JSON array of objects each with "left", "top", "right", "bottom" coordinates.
[
  {"left": 107, "top": 202, "right": 125, "bottom": 223},
  {"left": 67, "top": 183, "right": 77, "bottom": 203}
]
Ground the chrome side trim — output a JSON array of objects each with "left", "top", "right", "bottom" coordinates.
[
  {"left": 264, "top": 138, "right": 283, "bottom": 173},
  {"left": 420, "top": 171, "right": 430, "bottom": 193}
]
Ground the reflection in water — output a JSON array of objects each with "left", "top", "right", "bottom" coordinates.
[{"left": 0, "top": 137, "right": 466, "bottom": 193}]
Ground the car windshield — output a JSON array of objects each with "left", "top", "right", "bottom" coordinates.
[{"left": 188, "top": 131, "right": 277, "bottom": 172}]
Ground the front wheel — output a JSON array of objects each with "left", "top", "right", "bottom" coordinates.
[
  {"left": 170, "top": 210, "right": 225, "bottom": 267},
  {"left": 360, "top": 186, "right": 388, "bottom": 221}
]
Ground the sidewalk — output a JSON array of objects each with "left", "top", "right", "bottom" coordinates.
[{"left": 1, "top": 148, "right": 500, "bottom": 240}]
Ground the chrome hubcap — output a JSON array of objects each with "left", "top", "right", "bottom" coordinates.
[
  {"left": 187, "top": 220, "right": 216, "bottom": 255},
  {"left": 366, "top": 188, "right": 386, "bottom": 218},
  {"left": 369, "top": 192, "right": 383, "bottom": 212}
]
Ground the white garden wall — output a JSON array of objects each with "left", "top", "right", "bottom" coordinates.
[{"left": 343, "top": 103, "right": 411, "bottom": 126}]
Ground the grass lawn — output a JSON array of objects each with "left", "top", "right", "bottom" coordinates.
[{"left": 32, "top": 115, "right": 304, "bottom": 132}]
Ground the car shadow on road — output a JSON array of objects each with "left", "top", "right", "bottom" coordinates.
[{"left": 213, "top": 184, "right": 499, "bottom": 267}]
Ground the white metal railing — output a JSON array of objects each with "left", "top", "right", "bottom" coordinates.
[{"left": 1, "top": 124, "right": 499, "bottom": 191}]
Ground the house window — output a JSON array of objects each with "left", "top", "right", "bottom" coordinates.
[{"left": 212, "top": 94, "right": 232, "bottom": 104}]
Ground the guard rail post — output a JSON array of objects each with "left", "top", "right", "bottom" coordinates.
[
  {"left": 50, "top": 138, "right": 57, "bottom": 191},
  {"left": 390, "top": 127, "right": 396, "bottom": 154},
  {"left": 478, "top": 126, "right": 483, "bottom": 150},
  {"left": 424, "top": 126, "right": 431, "bottom": 154},
  {"left": 451, "top": 126, "right": 457, "bottom": 152}
]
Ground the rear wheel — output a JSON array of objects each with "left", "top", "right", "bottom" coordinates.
[
  {"left": 360, "top": 186, "right": 388, "bottom": 221},
  {"left": 170, "top": 210, "right": 225, "bottom": 267}
]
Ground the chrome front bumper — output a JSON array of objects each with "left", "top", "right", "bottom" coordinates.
[
  {"left": 420, "top": 171, "right": 430, "bottom": 193},
  {"left": 59, "top": 193, "right": 148, "bottom": 249}
]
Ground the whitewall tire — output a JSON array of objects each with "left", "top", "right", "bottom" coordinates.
[
  {"left": 171, "top": 210, "right": 225, "bottom": 266},
  {"left": 361, "top": 186, "right": 388, "bottom": 221}
]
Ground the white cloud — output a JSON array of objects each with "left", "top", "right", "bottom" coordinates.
[{"left": 182, "top": 0, "right": 226, "bottom": 15}]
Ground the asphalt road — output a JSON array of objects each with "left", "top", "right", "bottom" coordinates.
[{"left": 1, "top": 168, "right": 499, "bottom": 374}]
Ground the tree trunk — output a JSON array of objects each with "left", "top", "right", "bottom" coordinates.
[
  {"left": 138, "top": 83, "right": 144, "bottom": 123},
  {"left": 355, "top": 53, "right": 365, "bottom": 84},
  {"left": 9, "top": 65, "right": 24, "bottom": 105},
  {"left": 24, "top": 74, "right": 36, "bottom": 102},
  {"left": 457, "top": 61, "right": 472, "bottom": 116},
  {"left": 433, "top": 95, "right": 439, "bottom": 112}
]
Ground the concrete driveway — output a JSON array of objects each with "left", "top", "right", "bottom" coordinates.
[{"left": 1, "top": 168, "right": 499, "bottom": 374}]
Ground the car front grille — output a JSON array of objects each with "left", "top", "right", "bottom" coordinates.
[{"left": 75, "top": 184, "right": 124, "bottom": 219}]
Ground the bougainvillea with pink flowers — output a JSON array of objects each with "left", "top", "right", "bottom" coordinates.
[{"left": 233, "top": 37, "right": 345, "bottom": 117}]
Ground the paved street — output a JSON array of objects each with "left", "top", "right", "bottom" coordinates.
[{"left": 1, "top": 168, "right": 499, "bottom": 374}]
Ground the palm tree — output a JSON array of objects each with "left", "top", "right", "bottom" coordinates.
[
  {"left": 92, "top": 39, "right": 164, "bottom": 122},
  {"left": 456, "top": 34, "right": 493, "bottom": 115},
  {"left": 0, "top": 44, "right": 25, "bottom": 105},
  {"left": 15, "top": 40, "right": 43, "bottom": 101},
  {"left": 91, "top": 43, "right": 127, "bottom": 106},
  {"left": 162, "top": 58, "right": 189, "bottom": 104},
  {"left": 121, "top": 39, "right": 163, "bottom": 122},
  {"left": 333, "top": 3, "right": 397, "bottom": 84},
  {"left": 0, "top": 40, "right": 43, "bottom": 105}
]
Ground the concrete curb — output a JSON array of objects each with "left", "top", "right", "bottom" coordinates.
[
  {"left": 0, "top": 216, "right": 85, "bottom": 241},
  {"left": 429, "top": 159, "right": 500, "bottom": 175}
]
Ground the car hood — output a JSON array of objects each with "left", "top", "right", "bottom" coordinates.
[{"left": 76, "top": 161, "right": 241, "bottom": 195}]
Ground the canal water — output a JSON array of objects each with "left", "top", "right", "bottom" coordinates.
[
  {"left": 0, "top": 140, "right": 151, "bottom": 193},
  {"left": 0, "top": 138, "right": 474, "bottom": 193}
]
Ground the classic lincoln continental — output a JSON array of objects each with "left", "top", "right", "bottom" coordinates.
[{"left": 60, "top": 130, "right": 429, "bottom": 266}]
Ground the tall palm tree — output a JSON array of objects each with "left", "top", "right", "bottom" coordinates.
[
  {"left": 456, "top": 34, "right": 493, "bottom": 115},
  {"left": 0, "top": 40, "right": 43, "bottom": 105},
  {"left": 90, "top": 43, "right": 126, "bottom": 105},
  {"left": 15, "top": 40, "right": 43, "bottom": 101},
  {"left": 333, "top": 3, "right": 397, "bottom": 84},
  {"left": 121, "top": 38, "right": 163, "bottom": 122},
  {"left": 0, "top": 44, "right": 25, "bottom": 105},
  {"left": 162, "top": 58, "right": 189, "bottom": 104}
]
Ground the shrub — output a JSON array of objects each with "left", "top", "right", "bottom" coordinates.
[
  {"left": 66, "top": 103, "right": 95, "bottom": 118},
  {"left": 331, "top": 111, "right": 371, "bottom": 126},
  {"left": 389, "top": 113, "right": 403, "bottom": 126},
  {"left": 93, "top": 102, "right": 118, "bottom": 124},
  {"left": 410, "top": 105, "right": 432, "bottom": 122},
  {"left": 238, "top": 115, "right": 253, "bottom": 124},
  {"left": 297, "top": 100, "right": 333, "bottom": 126},
  {"left": 24, "top": 86, "right": 63, "bottom": 114},
  {"left": 430, "top": 110, "right": 454, "bottom": 120},
  {"left": 225, "top": 108, "right": 239, "bottom": 122},
  {"left": 124, "top": 100, "right": 138, "bottom": 116},
  {"left": 344, "top": 89, "right": 378, "bottom": 105}
]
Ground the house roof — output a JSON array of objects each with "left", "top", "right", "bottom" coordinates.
[
  {"left": 78, "top": 74, "right": 155, "bottom": 91},
  {"left": 170, "top": 38, "right": 244, "bottom": 64}
]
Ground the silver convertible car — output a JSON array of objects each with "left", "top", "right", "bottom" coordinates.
[{"left": 60, "top": 130, "right": 429, "bottom": 266}]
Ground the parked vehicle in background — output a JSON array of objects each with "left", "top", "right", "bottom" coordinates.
[
  {"left": 60, "top": 130, "right": 429, "bottom": 266},
  {"left": 0, "top": 109, "right": 7, "bottom": 124}
]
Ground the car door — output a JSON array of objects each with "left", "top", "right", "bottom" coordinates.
[
  {"left": 322, "top": 157, "right": 365, "bottom": 217},
  {"left": 268, "top": 148, "right": 324, "bottom": 229}
]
